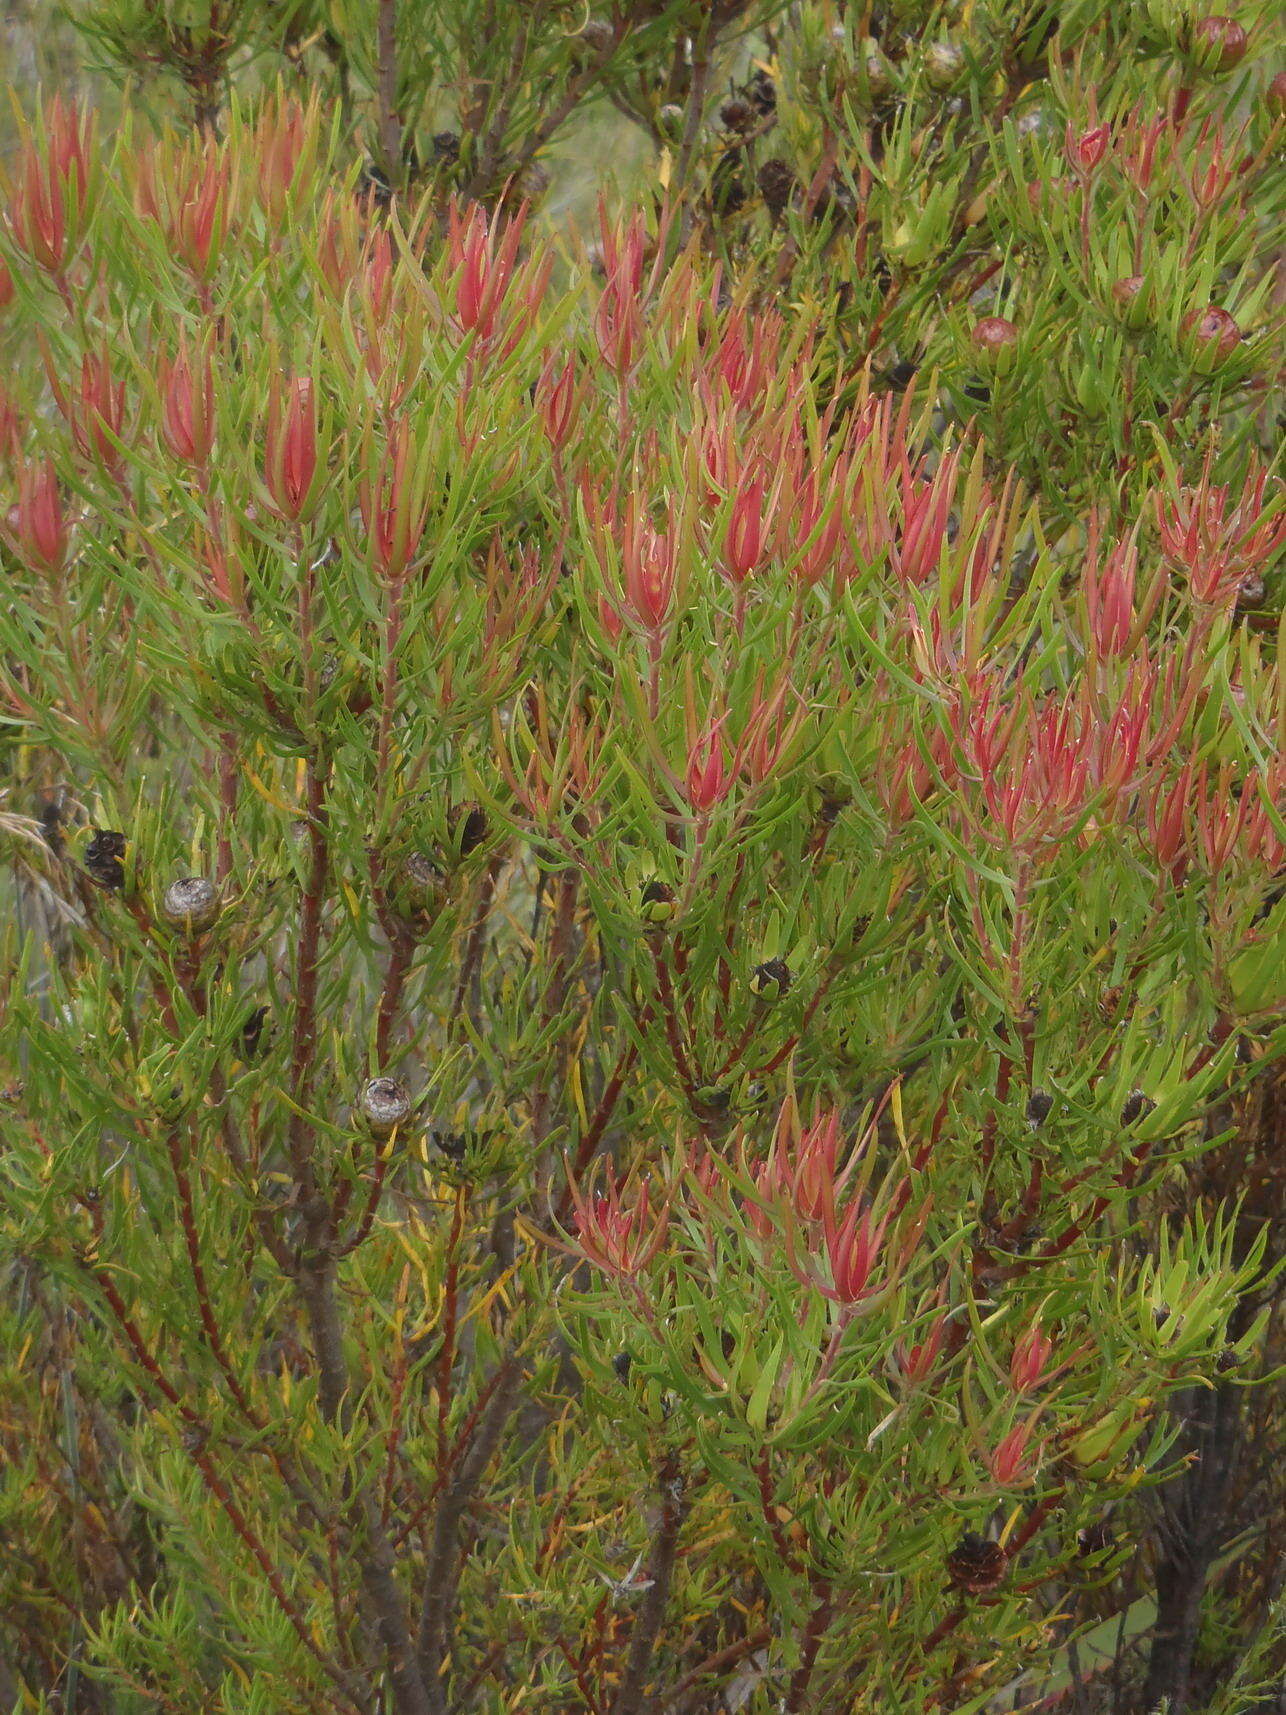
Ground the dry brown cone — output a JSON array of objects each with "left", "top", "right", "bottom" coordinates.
[
  {"left": 946, "top": 1531, "right": 1010, "bottom": 1594},
  {"left": 757, "top": 158, "right": 796, "bottom": 220}
]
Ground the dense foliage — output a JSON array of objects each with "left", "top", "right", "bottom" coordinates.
[{"left": 0, "top": 3, "right": 1283, "bottom": 1712}]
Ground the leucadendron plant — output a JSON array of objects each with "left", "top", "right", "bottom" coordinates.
[{"left": 0, "top": 47, "right": 1283, "bottom": 1715}]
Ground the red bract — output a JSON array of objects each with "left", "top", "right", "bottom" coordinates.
[
  {"left": 451, "top": 204, "right": 524, "bottom": 344},
  {"left": 748, "top": 1105, "right": 858, "bottom": 1239},
  {"left": 722, "top": 469, "right": 773, "bottom": 585},
  {"left": 363, "top": 227, "right": 396, "bottom": 320},
  {"left": 1010, "top": 1323, "right": 1054, "bottom": 1392},
  {"left": 1112, "top": 106, "right": 1170, "bottom": 192},
  {"left": 1157, "top": 459, "right": 1284, "bottom": 607},
  {"left": 1183, "top": 124, "right": 1237, "bottom": 212},
  {"left": 1145, "top": 762, "right": 1193, "bottom": 880},
  {"left": 790, "top": 470, "right": 847, "bottom": 588},
  {"left": 1191, "top": 764, "right": 1286, "bottom": 879},
  {"left": 172, "top": 149, "right": 233, "bottom": 280},
  {"left": 621, "top": 493, "right": 677, "bottom": 633},
  {"left": 739, "top": 681, "right": 799, "bottom": 785},
  {"left": 1067, "top": 123, "right": 1110, "bottom": 177},
  {"left": 1086, "top": 664, "right": 1154, "bottom": 812},
  {"left": 597, "top": 592, "right": 623, "bottom": 643},
  {"left": 536, "top": 354, "right": 581, "bottom": 453},
  {"left": 264, "top": 377, "right": 320, "bottom": 524},
  {"left": 8, "top": 98, "right": 95, "bottom": 274},
  {"left": 816, "top": 1198, "right": 891, "bottom": 1304},
  {"left": 895, "top": 451, "right": 959, "bottom": 587},
  {"left": 956, "top": 682, "right": 1104, "bottom": 853},
  {"left": 254, "top": 97, "right": 314, "bottom": 224},
  {"left": 694, "top": 403, "right": 735, "bottom": 504},
  {"left": 709, "top": 306, "right": 784, "bottom": 408},
  {"left": 13, "top": 458, "right": 67, "bottom": 573},
  {"left": 568, "top": 1171, "right": 669, "bottom": 1279},
  {"left": 0, "top": 386, "right": 20, "bottom": 464},
  {"left": 1083, "top": 518, "right": 1139, "bottom": 658},
  {"left": 954, "top": 475, "right": 1016, "bottom": 602},
  {"left": 895, "top": 1309, "right": 949, "bottom": 1385},
  {"left": 0, "top": 257, "right": 13, "bottom": 312},
  {"left": 314, "top": 191, "right": 365, "bottom": 302},
  {"left": 875, "top": 719, "right": 955, "bottom": 827},
  {"left": 80, "top": 356, "right": 125, "bottom": 474},
  {"left": 788, "top": 1108, "right": 844, "bottom": 1222},
  {"left": 987, "top": 1417, "right": 1043, "bottom": 1487},
  {"left": 593, "top": 211, "right": 648, "bottom": 380},
  {"left": 158, "top": 336, "right": 215, "bottom": 467},
  {"left": 359, "top": 419, "right": 430, "bottom": 582},
  {"left": 685, "top": 718, "right": 729, "bottom": 814}
]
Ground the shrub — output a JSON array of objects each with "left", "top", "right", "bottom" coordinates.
[{"left": 0, "top": 4, "right": 1283, "bottom": 1712}]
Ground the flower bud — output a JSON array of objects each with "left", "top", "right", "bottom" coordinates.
[
  {"left": 1189, "top": 15, "right": 1248, "bottom": 73},
  {"left": 161, "top": 876, "right": 220, "bottom": 936},
  {"left": 399, "top": 852, "right": 446, "bottom": 919},
  {"left": 657, "top": 104, "right": 687, "bottom": 142},
  {"left": 924, "top": 40, "right": 965, "bottom": 90},
  {"left": 723, "top": 471, "right": 770, "bottom": 584},
  {"left": 862, "top": 40, "right": 894, "bottom": 99},
  {"left": 969, "top": 315, "right": 1019, "bottom": 375},
  {"left": 1181, "top": 303, "right": 1241, "bottom": 374},
  {"left": 1270, "top": 72, "right": 1286, "bottom": 120},
  {"left": 359, "top": 1076, "right": 412, "bottom": 1140},
  {"left": 1111, "top": 274, "right": 1150, "bottom": 331},
  {"left": 66, "top": 349, "right": 127, "bottom": 474},
  {"left": 575, "top": 17, "right": 615, "bottom": 58},
  {"left": 536, "top": 354, "right": 580, "bottom": 453}
]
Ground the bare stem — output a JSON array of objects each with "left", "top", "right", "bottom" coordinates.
[
  {"left": 376, "top": 0, "right": 403, "bottom": 189},
  {"left": 611, "top": 1451, "right": 688, "bottom": 1715}
]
